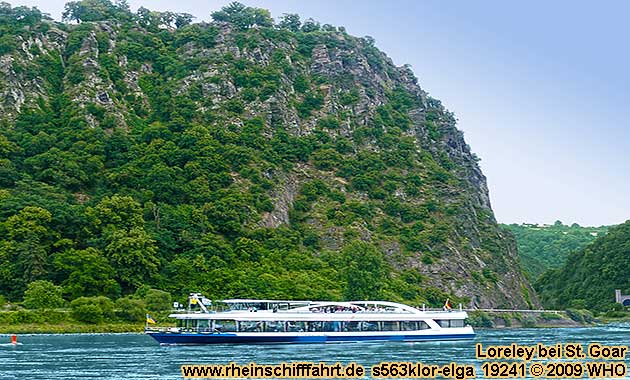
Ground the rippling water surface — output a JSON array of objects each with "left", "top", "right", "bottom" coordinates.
[{"left": 1, "top": 325, "right": 629, "bottom": 379}]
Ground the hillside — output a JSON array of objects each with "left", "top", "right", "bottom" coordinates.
[
  {"left": 536, "top": 220, "right": 630, "bottom": 310},
  {"left": 501, "top": 222, "right": 609, "bottom": 279},
  {"left": 0, "top": 1, "right": 537, "bottom": 308}
]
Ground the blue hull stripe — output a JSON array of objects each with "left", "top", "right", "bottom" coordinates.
[{"left": 147, "top": 332, "right": 475, "bottom": 345}]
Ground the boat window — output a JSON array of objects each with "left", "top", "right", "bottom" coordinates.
[
  {"left": 400, "top": 321, "right": 417, "bottom": 331},
  {"left": 361, "top": 321, "right": 378, "bottom": 331},
  {"left": 286, "top": 321, "right": 306, "bottom": 332},
  {"left": 324, "top": 321, "right": 342, "bottom": 332},
  {"left": 214, "top": 319, "right": 237, "bottom": 332},
  {"left": 380, "top": 321, "right": 399, "bottom": 331},
  {"left": 401, "top": 321, "right": 430, "bottom": 330},
  {"left": 196, "top": 319, "right": 211, "bottom": 331},
  {"left": 307, "top": 322, "right": 324, "bottom": 332},
  {"left": 344, "top": 322, "right": 361, "bottom": 332},
  {"left": 264, "top": 321, "right": 285, "bottom": 332},
  {"left": 239, "top": 321, "right": 263, "bottom": 332},
  {"left": 435, "top": 319, "right": 464, "bottom": 328}
]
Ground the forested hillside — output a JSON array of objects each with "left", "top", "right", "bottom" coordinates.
[
  {"left": 0, "top": 1, "right": 537, "bottom": 309},
  {"left": 536, "top": 221, "right": 630, "bottom": 311},
  {"left": 502, "top": 222, "right": 609, "bottom": 279}
]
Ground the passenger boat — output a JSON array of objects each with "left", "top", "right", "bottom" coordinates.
[{"left": 145, "top": 293, "right": 474, "bottom": 345}]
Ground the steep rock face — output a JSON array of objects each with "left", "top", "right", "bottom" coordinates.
[{"left": 0, "top": 3, "right": 537, "bottom": 307}]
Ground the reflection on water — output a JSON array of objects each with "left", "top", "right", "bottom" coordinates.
[{"left": 0, "top": 325, "right": 629, "bottom": 379}]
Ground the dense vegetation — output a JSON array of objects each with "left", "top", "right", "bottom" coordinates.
[
  {"left": 0, "top": 0, "right": 535, "bottom": 318},
  {"left": 501, "top": 222, "right": 609, "bottom": 279},
  {"left": 535, "top": 221, "right": 630, "bottom": 311}
]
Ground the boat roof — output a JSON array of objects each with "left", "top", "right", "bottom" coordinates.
[
  {"left": 220, "top": 299, "right": 311, "bottom": 304},
  {"left": 168, "top": 310, "right": 468, "bottom": 320},
  {"left": 172, "top": 298, "right": 468, "bottom": 320}
]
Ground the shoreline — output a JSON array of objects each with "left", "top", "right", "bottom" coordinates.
[
  {"left": 0, "top": 323, "right": 146, "bottom": 334},
  {"left": 2, "top": 321, "right": 623, "bottom": 335}
]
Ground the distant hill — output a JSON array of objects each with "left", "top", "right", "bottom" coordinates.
[
  {"left": 535, "top": 220, "right": 630, "bottom": 310},
  {"left": 501, "top": 222, "right": 609, "bottom": 279}
]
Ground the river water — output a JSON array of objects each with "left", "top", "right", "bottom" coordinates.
[{"left": 1, "top": 325, "right": 629, "bottom": 379}]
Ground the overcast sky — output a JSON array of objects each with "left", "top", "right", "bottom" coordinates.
[{"left": 12, "top": 0, "right": 630, "bottom": 226}]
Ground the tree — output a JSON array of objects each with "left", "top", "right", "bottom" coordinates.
[
  {"left": 54, "top": 247, "right": 120, "bottom": 300},
  {"left": 278, "top": 13, "right": 300, "bottom": 32},
  {"left": 62, "top": 0, "right": 131, "bottom": 22},
  {"left": 23, "top": 280, "right": 64, "bottom": 309},
  {"left": 211, "top": 2, "right": 272, "bottom": 30},
  {"left": 87, "top": 195, "right": 159, "bottom": 292},
  {"left": 4, "top": 207, "right": 55, "bottom": 292},
  {"left": 340, "top": 241, "right": 387, "bottom": 300},
  {"left": 174, "top": 13, "right": 194, "bottom": 28},
  {"left": 90, "top": 195, "right": 144, "bottom": 232},
  {"left": 301, "top": 18, "right": 320, "bottom": 33},
  {"left": 104, "top": 227, "right": 159, "bottom": 291}
]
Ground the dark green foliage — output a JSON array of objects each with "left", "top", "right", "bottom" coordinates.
[
  {"left": 535, "top": 221, "right": 628, "bottom": 311},
  {"left": 54, "top": 248, "right": 120, "bottom": 300},
  {"left": 503, "top": 222, "right": 609, "bottom": 279},
  {"left": 339, "top": 242, "right": 387, "bottom": 300}
]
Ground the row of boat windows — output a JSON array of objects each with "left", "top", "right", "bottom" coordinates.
[{"left": 178, "top": 319, "right": 464, "bottom": 332}]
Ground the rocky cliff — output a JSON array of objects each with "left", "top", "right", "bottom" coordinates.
[{"left": 0, "top": 2, "right": 538, "bottom": 308}]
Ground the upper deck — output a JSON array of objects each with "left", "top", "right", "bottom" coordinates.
[{"left": 168, "top": 295, "right": 468, "bottom": 321}]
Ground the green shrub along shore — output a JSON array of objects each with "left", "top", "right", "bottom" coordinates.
[{"left": 0, "top": 281, "right": 176, "bottom": 334}]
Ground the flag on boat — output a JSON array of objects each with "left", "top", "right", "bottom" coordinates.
[
  {"left": 146, "top": 314, "right": 156, "bottom": 324},
  {"left": 443, "top": 299, "right": 452, "bottom": 310}
]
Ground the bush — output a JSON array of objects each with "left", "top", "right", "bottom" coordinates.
[
  {"left": 134, "top": 284, "right": 152, "bottom": 299},
  {"left": 115, "top": 297, "right": 146, "bottom": 322},
  {"left": 70, "top": 296, "right": 115, "bottom": 324},
  {"left": 466, "top": 311, "right": 493, "bottom": 328},
  {"left": 0, "top": 294, "right": 5, "bottom": 308},
  {"left": 72, "top": 304, "right": 104, "bottom": 324},
  {"left": 565, "top": 309, "right": 595, "bottom": 323},
  {"left": 540, "top": 312, "right": 562, "bottom": 321},
  {"left": 23, "top": 281, "right": 64, "bottom": 309},
  {"left": 605, "top": 310, "right": 627, "bottom": 318},
  {"left": 520, "top": 316, "right": 537, "bottom": 328},
  {"left": 145, "top": 289, "right": 172, "bottom": 312},
  {"left": 605, "top": 303, "right": 623, "bottom": 312}
]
